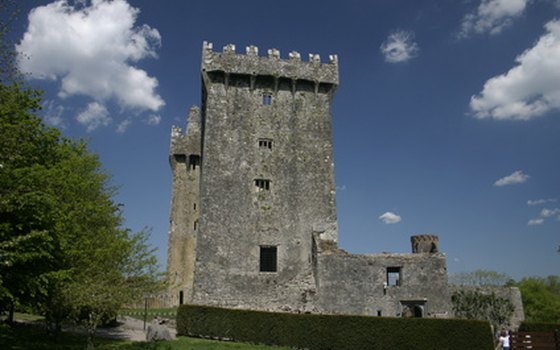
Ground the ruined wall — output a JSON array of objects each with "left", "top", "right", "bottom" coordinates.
[
  {"left": 191, "top": 43, "right": 339, "bottom": 312},
  {"left": 166, "top": 106, "right": 201, "bottom": 306},
  {"left": 313, "top": 235, "right": 451, "bottom": 317}
]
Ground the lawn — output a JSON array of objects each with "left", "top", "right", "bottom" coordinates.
[{"left": 0, "top": 323, "right": 293, "bottom": 350}]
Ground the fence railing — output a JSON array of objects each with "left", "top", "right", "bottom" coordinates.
[{"left": 511, "top": 331, "right": 559, "bottom": 350}]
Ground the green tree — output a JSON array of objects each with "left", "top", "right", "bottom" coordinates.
[
  {"left": 1, "top": 17, "right": 161, "bottom": 346},
  {"left": 517, "top": 276, "right": 560, "bottom": 323},
  {"left": 451, "top": 290, "right": 515, "bottom": 329},
  {"left": 449, "top": 269, "right": 513, "bottom": 286}
]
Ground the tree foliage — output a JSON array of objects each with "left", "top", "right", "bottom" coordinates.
[
  {"left": 516, "top": 276, "right": 560, "bottom": 323},
  {"left": 0, "top": 46, "right": 161, "bottom": 345},
  {"left": 449, "top": 269, "right": 513, "bottom": 286},
  {"left": 451, "top": 290, "right": 515, "bottom": 329}
]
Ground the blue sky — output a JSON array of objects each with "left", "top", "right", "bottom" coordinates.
[{"left": 9, "top": 0, "right": 560, "bottom": 280}]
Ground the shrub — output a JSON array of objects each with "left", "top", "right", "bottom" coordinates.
[
  {"left": 519, "top": 321, "right": 560, "bottom": 332},
  {"left": 177, "top": 304, "right": 494, "bottom": 350}
]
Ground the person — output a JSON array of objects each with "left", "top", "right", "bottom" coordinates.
[{"left": 498, "top": 330, "right": 511, "bottom": 350}]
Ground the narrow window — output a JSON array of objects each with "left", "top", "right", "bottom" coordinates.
[
  {"left": 179, "top": 291, "right": 184, "bottom": 305},
  {"left": 174, "top": 154, "right": 187, "bottom": 163},
  {"left": 262, "top": 93, "right": 272, "bottom": 105},
  {"left": 258, "top": 138, "right": 273, "bottom": 149},
  {"left": 189, "top": 155, "right": 201, "bottom": 170},
  {"left": 193, "top": 203, "right": 197, "bottom": 211},
  {"left": 260, "top": 246, "right": 277, "bottom": 272},
  {"left": 387, "top": 267, "right": 401, "bottom": 286},
  {"left": 377, "top": 310, "right": 382, "bottom": 317},
  {"left": 254, "top": 179, "right": 270, "bottom": 191},
  {"left": 193, "top": 220, "right": 198, "bottom": 230}
]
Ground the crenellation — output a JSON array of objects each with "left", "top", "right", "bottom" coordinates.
[
  {"left": 246, "top": 45, "right": 258, "bottom": 56},
  {"left": 309, "top": 53, "right": 321, "bottom": 63},
  {"left": 289, "top": 51, "right": 301, "bottom": 61},
  {"left": 223, "top": 43, "right": 236, "bottom": 54},
  {"left": 267, "top": 48, "right": 280, "bottom": 59},
  {"left": 201, "top": 42, "right": 338, "bottom": 85},
  {"left": 329, "top": 54, "right": 338, "bottom": 64},
  {"left": 171, "top": 125, "right": 182, "bottom": 138}
]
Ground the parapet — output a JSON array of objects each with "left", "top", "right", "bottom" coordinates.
[
  {"left": 201, "top": 41, "right": 339, "bottom": 85},
  {"left": 411, "top": 234, "right": 440, "bottom": 254}
]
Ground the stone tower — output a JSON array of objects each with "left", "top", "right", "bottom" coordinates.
[
  {"left": 179, "top": 42, "right": 340, "bottom": 311},
  {"left": 167, "top": 106, "right": 201, "bottom": 306}
]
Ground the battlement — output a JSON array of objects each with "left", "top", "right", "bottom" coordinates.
[{"left": 201, "top": 41, "right": 339, "bottom": 85}]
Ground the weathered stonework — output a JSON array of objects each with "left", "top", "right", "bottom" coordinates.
[{"left": 166, "top": 42, "right": 523, "bottom": 325}]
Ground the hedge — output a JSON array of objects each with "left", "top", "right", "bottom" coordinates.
[
  {"left": 177, "top": 304, "right": 494, "bottom": 350},
  {"left": 519, "top": 321, "right": 560, "bottom": 332}
]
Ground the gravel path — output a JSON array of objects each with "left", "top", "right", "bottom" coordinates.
[{"left": 94, "top": 316, "right": 177, "bottom": 342}]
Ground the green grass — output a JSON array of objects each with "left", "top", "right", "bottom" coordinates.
[
  {"left": 0, "top": 323, "right": 293, "bottom": 350},
  {"left": 119, "top": 308, "right": 177, "bottom": 322}
]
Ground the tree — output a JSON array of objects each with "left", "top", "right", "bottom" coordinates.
[
  {"left": 449, "top": 269, "right": 513, "bottom": 286},
  {"left": 452, "top": 290, "right": 515, "bottom": 329},
  {"left": 517, "top": 276, "right": 560, "bottom": 323},
  {"left": 1, "top": 16, "right": 161, "bottom": 346}
]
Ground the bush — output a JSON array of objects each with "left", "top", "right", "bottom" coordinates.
[
  {"left": 519, "top": 321, "right": 560, "bottom": 332},
  {"left": 177, "top": 304, "right": 494, "bottom": 350}
]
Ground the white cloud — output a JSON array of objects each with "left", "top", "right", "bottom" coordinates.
[
  {"left": 528, "top": 198, "right": 557, "bottom": 206},
  {"left": 379, "top": 211, "right": 402, "bottom": 224},
  {"left": 470, "top": 20, "right": 560, "bottom": 120},
  {"left": 146, "top": 114, "right": 161, "bottom": 125},
  {"left": 528, "top": 217, "right": 544, "bottom": 226},
  {"left": 494, "top": 170, "right": 529, "bottom": 186},
  {"left": 42, "top": 100, "right": 66, "bottom": 128},
  {"left": 540, "top": 208, "right": 560, "bottom": 218},
  {"left": 528, "top": 207, "right": 560, "bottom": 226},
  {"left": 380, "top": 30, "right": 419, "bottom": 63},
  {"left": 76, "top": 102, "right": 111, "bottom": 132},
  {"left": 336, "top": 185, "right": 347, "bottom": 191},
  {"left": 459, "top": 0, "right": 529, "bottom": 38},
  {"left": 116, "top": 119, "right": 132, "bottom": 133},
  {"left": 16, "top": 0, "right": 164, "bottom": 113}
]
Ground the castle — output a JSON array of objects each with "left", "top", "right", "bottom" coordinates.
[{"left": 166, "top": 42, "right": 524, "bottom": 323}]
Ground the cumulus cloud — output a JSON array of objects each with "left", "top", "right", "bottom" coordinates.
[
  {"left": 116, "top": 119, "right": 132, "bottom": 134},
  {"left": 528, "top": 207, "right": 560, "bottom": 226},
  {"left": 541, "top": 208, "right": 560, "bottom": 218},
  {"left": 16, "top": 0, "right": 164, "bottom": 115},
  {"left": 528, "top": 198, "right": 557, "bottom": 206},
  {"left": 459, "top": 0, "right": 529, "bottom": 38},
  {"left": 380, "top": 30, "right": 419, "bottom": 63},
  {"left": 146, "top": 114, "right": 162, "bottom": 125},
  {"left": 42, "top": 100, "right": 66, "bottom": 128},
  {"left": 494, "top": 170, "right": 529, "bottom": 186},
  {"left": 528, "top": 217, "right": 544, "bottom": 226},
  {"left": 470, "top": 20, "right": 560, "bottom": 120},
  {"left": 379, "top": 211, "right": 402, "bottom": 224},
  {"left": 76, "top": 102, "right": 111, "bottom": 132}
]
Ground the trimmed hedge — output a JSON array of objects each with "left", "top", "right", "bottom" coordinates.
[
  {"left": 519, "top": 321, "right": 560, "bottom": 332},
  {"left": 177, "top": 304, "right": 494, "bottom": 350}
]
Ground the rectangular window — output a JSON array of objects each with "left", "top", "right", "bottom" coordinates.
[
  {"left": 260, "top": 246, "right": 277, "bottom": 272},
  {"left": 387, "top": 267, "right": 401, "bottom": 286},
  {"left": 254, "top": 179, "right": 270, "bottom": 191},
  {"left": 262, "top": 94, "right": 272, "bottom": 105},
  {"left": 189, "top": 155, "right": 201, "bottom": 170},
  {"left": 193, "top": 220, "right": 198, "bottom": 230},
  {"left": 258, "top": 138, "right": 273, "bottom": 149}
]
